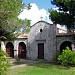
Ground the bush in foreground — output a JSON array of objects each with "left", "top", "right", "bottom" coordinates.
[
  {"left": 0, "top": 49, "right": 10, "bottom": 75},
  {"left": 58, "top": 47, "right": 75, "bottom": 66}
]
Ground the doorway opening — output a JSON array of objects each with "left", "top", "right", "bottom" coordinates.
[
  {"left": 18, "top": 42, "right": 26, "bottom": 59},
  {"left": 38, "top": 43, "right": 44, "bottom": 59},
  {"left": 6, "top": 42, "right": 14, "bottom": 57}
]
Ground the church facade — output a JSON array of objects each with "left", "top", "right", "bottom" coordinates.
[
  {"left": 27, "top": 21, "right": 56, "bottom": 61},
  {"left": 3, "top": 21, "right": 75, "bottom": 62}
]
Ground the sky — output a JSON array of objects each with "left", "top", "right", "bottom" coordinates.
[
  {"left": 18, "top": 0, "right": 56, "bottom": 25},
  {"left": 18, "top": 0, "right": 65, "bottom": 29},
  {"left": 22, "top": 0, "right": 56, "bottom": 10}
]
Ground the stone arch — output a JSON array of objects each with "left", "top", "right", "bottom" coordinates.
[
  {"left": 6, "top": 42, "right": 14, "bottom": 57},
  {"left": 18, "top": 42, "right": 26, "bottom": 59},
  {"left": 60, "top": 41, "right": 72, "bottom": 53}
]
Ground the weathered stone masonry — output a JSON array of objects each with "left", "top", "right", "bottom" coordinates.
[{"left": 3, "top": 21, "right": 75, "bottom": 62}]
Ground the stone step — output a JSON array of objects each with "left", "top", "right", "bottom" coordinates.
[{"left": 7, "top": 57, "right": 17, "bottom": 64}]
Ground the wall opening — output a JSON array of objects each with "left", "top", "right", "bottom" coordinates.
[
  {"left": 60, "top": 41, "right": 72, "bottom": 53},
  {"left": 18, "top": 42, "right": 26, "bottom": 59},
  {"left": 6, "top": 42, "right": 14, "bottom": 57},
  {"left": 38, "top": 43, "right": 44, "bottom": 59}
]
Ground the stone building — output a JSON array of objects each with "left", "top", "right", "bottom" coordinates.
[
  {"left": 27, "top": 21, "right": 56, "bottom": 61},
  {"left": 2, "top": 21, "right": 75, "bottom": 62},
  {"left": 5, "top": 33, "right": 28, "bottom": 59}
]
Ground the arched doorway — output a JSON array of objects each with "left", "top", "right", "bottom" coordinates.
[
  {"left": 18, "top": 42, "right": 26, "bottom": 59},
  {"left": 60, "top": 41, "right": 72, "bottom": 53},
  {"left": 6, "top": 42, "right": 14, "bottom": 57}
]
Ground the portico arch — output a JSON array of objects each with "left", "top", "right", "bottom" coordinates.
[
  {"left": 18, "top": 42, "right": 26, "bottom": 59},
  {"left": 60, "top": 41, "right": 72, "bottom": 53},
  {"left": 6, "top": 42, "right": 14, "bottom": 57}
]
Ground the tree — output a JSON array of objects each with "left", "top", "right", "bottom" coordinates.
[
  {"left": 0, "top": 0, "right": 31, "bottom": 41},
  {"left": 49, "top": 0, "right": 75, "bottom": 29},
  {"left": 0, "top": 1, "right": 31, "bottom": 75}
]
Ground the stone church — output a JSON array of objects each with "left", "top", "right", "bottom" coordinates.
[{"left": 2, "top": 21, "right": 75, "bottom": 62}]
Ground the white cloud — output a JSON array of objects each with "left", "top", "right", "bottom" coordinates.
[
  {"left": 18, "top": 3, "right": 65, "bottom": 30},
  {"left": 18, "top": 3, "right": 52, "bottom": 25}
]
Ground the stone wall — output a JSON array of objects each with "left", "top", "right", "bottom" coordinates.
[
  {"left": 28, "top": 21, "right": 56, "bottom": 61},
  {"left": 3, "top": 21, "right": 75, "bottom": 62},
  {"left": 56, "top": 35, "right": 75, "bottom": 52}
]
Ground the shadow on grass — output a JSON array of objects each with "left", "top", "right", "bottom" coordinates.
[
  {"left": 10, "top": 58, "right": 73, "bottom": 71},
  {"left": 33, "top": 61, "right": 73, "bottom": 70}
]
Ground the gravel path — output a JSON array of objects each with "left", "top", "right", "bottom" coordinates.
[{"left": 10, "top": 59, "right": 40, "bottom": 69}]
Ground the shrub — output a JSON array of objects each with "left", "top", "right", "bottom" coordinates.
[
  {"left": 0, "top": 49, "right": 10, "bottom": 75},
  {"left": 57, "top": 47, "right": 75, "bottom": 66}
]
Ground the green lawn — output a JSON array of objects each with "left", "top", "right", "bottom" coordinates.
[{"left": 7, "top": 62, "right": 75, "bottom": 75}]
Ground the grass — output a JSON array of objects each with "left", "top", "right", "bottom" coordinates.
[{"left": 7, "top": 62, "right": 75, "bottom": 75}]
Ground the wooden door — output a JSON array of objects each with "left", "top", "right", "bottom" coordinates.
[
  {"left": 38, "top": 43, "right": 44, "bottom": 59},
  {"left": 6, "top": 42, "right": 14, "bottom": 57},
  {"left": 18, "top": 42, "right": 26, "bottom": 59},
  {"left": 6, "top": 48, "right": 11, "bottom": 57}
]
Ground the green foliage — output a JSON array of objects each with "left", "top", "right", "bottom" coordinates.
[
  {"left": 49, "top": 9, "right": 73, "bottom": 28},
  {"left": 0, "top": 0, "right": 31, "bottom": 41},
  {"left": 0, "top": 49, "right": 10, "bottom": 75},
  {"left": 58, "top": 47, "right": 75, "bottom": 66},
  {"left": 49, "top": 0, "right": 75, "bottom": 29}
]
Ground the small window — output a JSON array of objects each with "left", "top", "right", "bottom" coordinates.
[{"left": 40, "top": 29, "right": 43, "bottom": 33}]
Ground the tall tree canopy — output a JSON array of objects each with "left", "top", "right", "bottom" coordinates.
[
  {"left": 0, "top": 0, "right": 31, "bottom": 40},
  {"left": 49, "top": 0, "right": 75, "bottom": 29}
]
